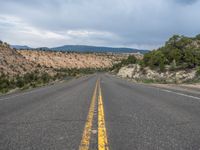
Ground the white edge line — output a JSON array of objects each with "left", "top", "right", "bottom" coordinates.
[
  {"left": 110, "top": 75, "right": 200, "bottom": 101},
  {"left": 161, "top": 89, "right": 200, "bottom": 100}
]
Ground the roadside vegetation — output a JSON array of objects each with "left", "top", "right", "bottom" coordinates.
[
  {"left": 54, "top": 67, "right": 109, "bottom": 79},
  {"left": 143, "top": 34, "right": 200, "bottom": 72},
  {"left": 111, "top": 55, "right": 137, "bottom": 72},
  {"left": 111, "top": 34, "right": 200, "bottom": 83},
  {"left": 113, "top": 34, "right": 200, "bottom": 73},
  {"left": 0, "top": 68, "right": 107, "bottom": 94},
  {"left": 0, "top": 71, "right": 53, "bottom": 93}
]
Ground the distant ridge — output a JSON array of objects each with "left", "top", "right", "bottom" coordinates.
[
  {"left": 12, "top": 45, "right": 149, "bottom": 54},
  {"left": 11, "top": 45, "right": 32, "bottom": 50}
]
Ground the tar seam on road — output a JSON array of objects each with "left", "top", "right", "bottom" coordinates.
[
  {"left": 98, "top": 81, "right": 109, "bottom": 150},
  {"left": 79, "top": 79, "right": 99, "bottom": 150}
]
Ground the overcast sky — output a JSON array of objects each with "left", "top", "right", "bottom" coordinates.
[{"left": 0, "top": 0, "right": 200, "bottom": 49}]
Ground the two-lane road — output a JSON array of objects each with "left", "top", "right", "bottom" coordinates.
[{"left": 1, "top": 74, "right": 200, "bottom": 150}]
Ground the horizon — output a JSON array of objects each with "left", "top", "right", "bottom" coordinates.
[
  {"left": 0, "top": 0, "right": 200, "bottom": 49},
  {"left": 11, "top": 43, "right": 149, "bottom": 50}
]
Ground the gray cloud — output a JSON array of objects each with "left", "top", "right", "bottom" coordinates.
[{"left": 0, "top": 0, "right": 200, "bottom": 49}]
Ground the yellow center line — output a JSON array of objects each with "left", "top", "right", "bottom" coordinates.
[
  {"left": 79, "top": 79, "right": 99, "bottom": 150},
  {"left": 98, "top": 82, "right": 109, "bottom": 150}
]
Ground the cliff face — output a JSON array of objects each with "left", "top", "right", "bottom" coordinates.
[{"left": 18, "top": 50, "right": 125, "bottom": 69}]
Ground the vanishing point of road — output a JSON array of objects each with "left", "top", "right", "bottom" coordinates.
[{"left": 1, "top": 74, "right": 200, "bottom": 150}]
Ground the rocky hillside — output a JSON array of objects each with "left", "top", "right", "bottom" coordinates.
[
  {"left": 0, "top": 42, "right": 40, "bottom": 76},
  {"left": 118, "top": 64, "right": 197, "bottom": 83},
  {"left": 18, "top": 50, "right": 126, "bottom": 69},
  {"left": 0, "top": 42, "right": 56, "bottom": 78},
  {"left": 0, "top": 41, "right": 127, "bottom": 76},
  {"left": 116, "top": 34, "right": 200, "bottom": 83}
]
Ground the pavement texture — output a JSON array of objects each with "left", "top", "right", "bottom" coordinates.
[{"left": 1, "top": 73, "right": 200, "bottom": 150}]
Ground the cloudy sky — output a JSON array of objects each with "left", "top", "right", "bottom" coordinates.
[{"left": 0, "top": 0, "right": 200, "bottom": 49}]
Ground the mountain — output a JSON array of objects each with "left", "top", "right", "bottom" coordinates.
[
  {"left": 12, "top": 45, "right": 149, "bottom": 54},
  {"left": 51, "top": 45, "right": 149, "bottom": 54},
  {"left": 11, "top": 45, "right": 32, "bottom": 50}
]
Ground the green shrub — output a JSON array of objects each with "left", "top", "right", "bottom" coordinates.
[
  {"left": 16, "top": 76, "right": 25, "bottom": 88},
  {"left": 41, "top": 72, "right": 51, "bottom": 83},
  {"left": 196, "top": 67, "right": 200, "bottom": 77},
  {"left": 111, "top": 55, "right": 138, "bottom": 72}
]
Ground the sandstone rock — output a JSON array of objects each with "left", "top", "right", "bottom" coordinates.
[
  {"left": 18, "top": 50, "right": 126, "bottom": 69},
  {"left": 117, "top": 64, "right": 197, "bottom": 83}
]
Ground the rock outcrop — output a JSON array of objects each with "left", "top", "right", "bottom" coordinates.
[{"left": 118, "top": 64, "right": 197, "bottom": 83}]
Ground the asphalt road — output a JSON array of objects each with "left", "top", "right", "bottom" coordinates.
[{"left": 1, "top": 74, "right": 200, "bottom": 150}]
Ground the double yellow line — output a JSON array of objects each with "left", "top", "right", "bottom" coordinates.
[
  {"left": 98, "top": 82, "right": 109, "bottom": 150},
  {"left": 79, "top": 79, "right": 109, "bottom": 150}
]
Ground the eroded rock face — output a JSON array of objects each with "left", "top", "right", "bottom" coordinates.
[
  {"left": 117, "top": 64, "right": 197, "bottom": 83},
  {"left": 18, "top": 50, "right": 125, "bottom": 69}
]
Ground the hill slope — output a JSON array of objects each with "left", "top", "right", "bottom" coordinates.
[
  {"left": 12, "top": 45, "right": 149, "bottom": 54},
  {"left": 0, "top": 42, "right": 54, "bottom": 77},
  {"left": 116, "top": 34, "right": 200, "bottom": 83},
  {"left": 18, "top": 50, "right": 127, "bottom": 69},
  {"left": 0, "top": 43, "right": 36, "bottom": 76},
  {"left": 11, "top": 45, "right": 32, "bottom": 50},
  {"left": 51, "top": 45, "right": 149, "bottom": 54}
]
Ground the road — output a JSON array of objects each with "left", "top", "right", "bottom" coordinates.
[{"left": 1, "top": 74, "right": 200, "bottom": 150}]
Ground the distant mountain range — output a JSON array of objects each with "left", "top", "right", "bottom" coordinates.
[
  {"left": 11, "top": 45, "right": 149, "bottom": 54},
  {"left": 11, "top": 45, "right": 31, "bottom": 50}
]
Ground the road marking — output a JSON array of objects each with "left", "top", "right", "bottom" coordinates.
[
  {"left": 162, "top": 89, "right": 200, "bottom": 100},
  {"left": 98, "top": 82, "right": 109, "bottom": 150},
  {"left": 79, "top": 79, "right": 98, "bottom": 150}
]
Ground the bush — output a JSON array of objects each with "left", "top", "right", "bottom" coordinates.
[
  {"left": 41, "top": 72, "right": 51, "bottom": 83},
  {"left": 0, "top": 72, "right": 54, "bottom": 93},
  {"left": 0, "top": 76, "right": 12, "bottom": 93},
  {"left": 111, "top": 55, "right": 138, "bottom": 72},
  {"left": 196, "top": 67, "right": 200, "bottom": 77},
  {"left": 16, "top": 76, "right": 25, "bottom": 88},
  {"left": 144, "top": 50, "right": 166, "bottom": 71},
  {"left": 122, "top": 55, "right": 137, "bottom": 65}
]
